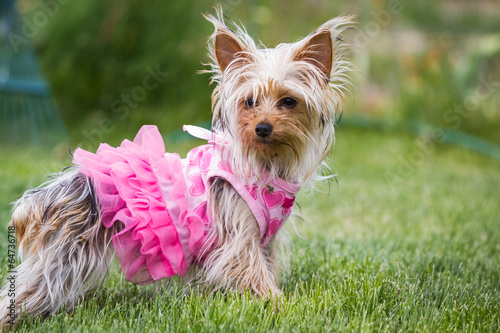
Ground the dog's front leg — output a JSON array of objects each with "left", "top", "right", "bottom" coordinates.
[{"left": 203, "top": 179, "right": 281, "bottom": 299}]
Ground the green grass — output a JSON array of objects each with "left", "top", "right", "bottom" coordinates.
[{"left": 0, "top": 128, "right": 499, "bottom": 332}]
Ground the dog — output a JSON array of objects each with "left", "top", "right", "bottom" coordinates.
[{"left": 0, "top": 7, "right": 354, "bottom": 327}]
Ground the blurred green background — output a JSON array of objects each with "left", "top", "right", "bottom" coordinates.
[
  {"left": 0, "top": 3, "right": 499, "bottom": 330},
  {"left": 4, "top": 0, "right": 500, "bottom": 151}
]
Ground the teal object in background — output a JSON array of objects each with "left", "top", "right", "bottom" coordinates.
[{"left": 0, "top": 0, "right": 67, "bottom": 147}]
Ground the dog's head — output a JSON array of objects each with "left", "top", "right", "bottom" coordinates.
[{"left": 204, "top": 8, "right": 354, "bottom": 185}]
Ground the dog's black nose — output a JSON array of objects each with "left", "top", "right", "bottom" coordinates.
[{"left": 255, "top": 123, "right": 273, "bottom": 138}]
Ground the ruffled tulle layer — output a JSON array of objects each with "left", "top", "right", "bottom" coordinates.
[{"left": 73, "top": 125, "right": 207, "bottom": 284}]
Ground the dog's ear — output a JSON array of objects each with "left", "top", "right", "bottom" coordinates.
[
  {"left": 214, "top": 29, "right": 246, "bottom": 73},
  {"left": 204, "top": 8, "right": 249, "bottom": 73},
  {"left": 294, "top": 28, "right": 333, "bottom": 81}
]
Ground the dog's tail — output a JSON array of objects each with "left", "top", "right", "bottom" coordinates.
[{"left": 0, "top": 168, "right": 115, "bottom": 328}]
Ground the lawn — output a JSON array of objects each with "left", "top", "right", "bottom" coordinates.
[{"left": 0, "top": 127, "right": 498, "bottom": 332}]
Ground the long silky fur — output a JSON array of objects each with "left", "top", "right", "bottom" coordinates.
[
  {"left": 201, "top": 178, "right": 282, "bottom": 297},
  {"left": 0, "top": 7, "right": 354, "bottom": 328},
  {"left": 0, "top": 168, "right": 116, "bottom": 325}
]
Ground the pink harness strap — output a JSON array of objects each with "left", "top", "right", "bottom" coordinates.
[{"left": 184, "top": 125, "right": 301, "bottom": 246}]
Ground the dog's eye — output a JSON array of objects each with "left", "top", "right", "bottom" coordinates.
[
  {"left": 245, "top": 98, "right": 256, "bottom": 108},
  {"left": 282, "top": 97, "right": 297, "bottom": 108}
]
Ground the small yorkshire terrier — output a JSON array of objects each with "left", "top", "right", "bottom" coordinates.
[{"left": 0, "top": 8, "right": 354, "bottom": 326}]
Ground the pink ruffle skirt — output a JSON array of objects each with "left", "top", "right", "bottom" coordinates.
[{"left": 73, "top": 125, "right": 211, "bottom": 284}]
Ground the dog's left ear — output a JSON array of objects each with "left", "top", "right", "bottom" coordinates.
[{"left": 294, "top": 28, "right": 333, "bottom": 82}]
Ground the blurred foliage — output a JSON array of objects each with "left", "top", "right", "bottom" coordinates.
[
  {"left": 27, "top": 0, "right": 217, "bottom": 144},
  {"left": 16, "top": 0, "right": 500, "bottom": 145}
]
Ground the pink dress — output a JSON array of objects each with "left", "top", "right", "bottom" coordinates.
[{"left": 73, "top": 125, "right": 300, "bottom": 285}]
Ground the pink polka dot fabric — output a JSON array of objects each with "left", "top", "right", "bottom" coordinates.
[{"left": 73, "top": 125, "right": 301, "bottom": 284}]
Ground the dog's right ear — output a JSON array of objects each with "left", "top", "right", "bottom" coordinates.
[
  {"left": 204, "top": 7, "right": 249, "bottom": 73},
  {"left": 214, "top": 29, "right": 246, "bottom": 73}
]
